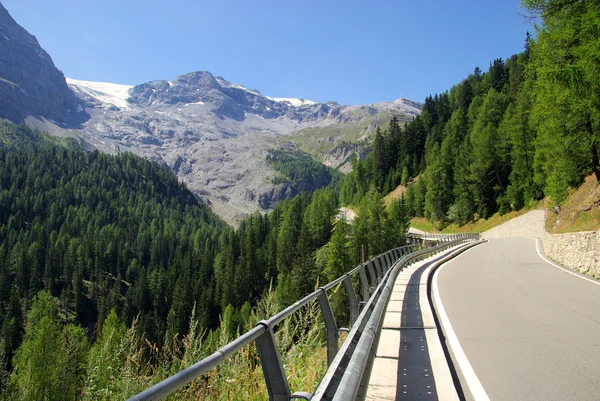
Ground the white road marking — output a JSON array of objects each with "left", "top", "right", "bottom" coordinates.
[
  {"left": 433, "top": 262, "right": 491, "bottom": 401},
  {"left": 421, "top": 252, "right": 460, "bottom": 401},
  {"left": 534, "top": 238, "right": 600, "bottom": 286}
]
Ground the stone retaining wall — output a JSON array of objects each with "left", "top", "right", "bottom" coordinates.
[{"left": 543, "top": 231, "right": 600, "bottom": 278}]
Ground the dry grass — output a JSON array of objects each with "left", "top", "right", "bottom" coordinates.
[
  {"left": 445, "top": 209, "right": 536, "bottom": 233},
  {"left": 410, "top": 217, "right": 440, "bottom": 233},
  {"left": 383, "top": 184, "right": 407, "bottom": 207},
  {"left": 546, "top": 174, "right": 600, "bottom": 233},
  {"left": 118, "top": 289, "right": 330, "bottom": 401}
]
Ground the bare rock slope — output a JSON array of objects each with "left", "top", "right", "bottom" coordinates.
[{"left": 0, "top": 2, "right": 76, "bottom": 123}]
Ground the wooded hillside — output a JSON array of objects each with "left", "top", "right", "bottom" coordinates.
[{"left": 340, "top": 0, "right": 600, "bottom": 228}]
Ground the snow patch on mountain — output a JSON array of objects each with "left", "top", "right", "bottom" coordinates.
[
  {"left": 269, "top": 97, "right": 317, "bottom": 107},
  {"left": 66, "top": 78, "right": 133, "bottom": 109}
]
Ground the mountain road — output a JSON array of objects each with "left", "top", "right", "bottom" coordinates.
[{"left": 434, "top": 237, "right": 600, "bottom": 401}]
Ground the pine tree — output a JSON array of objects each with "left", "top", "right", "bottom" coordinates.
[
  {"left": 388, "top": 195, "right": 410, "bottom": 247},
  {"left": 11, "top": 291, "right": 87, "bottom": 401},
  {"left": 325, "top": 217, "right": 351, "bottom": 282},
  {"left": 449, "top": 139, "right": 475, "bottom": 225},
  {"left": 289, "top": 225, "right": 318, "bottom": 300},
  {"left": 469, "top": 89, "right": 510, "bottom": 218},
  {"left": 364, "top": 193, "right": 389, "bottom": 256},
  {"left": 0, "top": 287, "right": 22, "bottom": 371},
  {"left": 84, "top": 310, "right": 126, "bottom": 399},
  {"left": 401, "top": 166, "right": 410, "bottom": 186}
]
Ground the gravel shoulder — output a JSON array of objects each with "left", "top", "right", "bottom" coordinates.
[{"left": 481, "top": 210, "right": 548, "bottom": 239}]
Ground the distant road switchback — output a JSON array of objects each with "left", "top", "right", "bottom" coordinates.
[{"left": 434, "top": 237, "right": 600, "bottom": 401}]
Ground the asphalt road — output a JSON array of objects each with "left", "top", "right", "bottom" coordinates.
[{"left": 435, "top": 237, "right": 600, "bottom": 401}]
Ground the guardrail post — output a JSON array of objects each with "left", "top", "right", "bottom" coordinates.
[
  {"left": 318, "top": 289, "right": 339, "bottom": 366},
  {"left": 359, "top": 263, "right": 370, "bottom": 302},
  {"left": 256, "top": 323, "right": 291, "bottom": 401},
  {"left": 386, "top": 251, "right": 393, "bottom": 268},
  {"left": 381, "top": 254, "right": 389, "bottom": 272},
  {"left": 366, "top": 261, "right": 377, "bottom": 289},
  {"left": 381, "top": 253, "right": 389, "bottom": 271},
  {"left": 408, "top": 245, "right": 416, "bottom": 262},
  {"left": 343, "top": 274, "right": 359, "bottom": 326},
  {"left": 374, "top": 257, "right": 384, "bottom": 281}
]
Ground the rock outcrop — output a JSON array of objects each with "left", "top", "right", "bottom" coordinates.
[{"left": 0, "top": 3, "right": 76, "bottom": 123}]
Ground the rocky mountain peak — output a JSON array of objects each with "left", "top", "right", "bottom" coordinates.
[{"left": 176, "top": 70, "right": 221, "bottom": 89}]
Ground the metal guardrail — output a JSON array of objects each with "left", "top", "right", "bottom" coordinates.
[
  {"left": 408, "top": 232, "right": 468, "bottom": 242},
  {"left": 311, "top": 233, "right": 479, "bottom": 401},
  {"left": 128, "top": 232, "right": 479, "bottom": 401}
]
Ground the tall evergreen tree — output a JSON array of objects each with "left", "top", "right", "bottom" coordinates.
[
  {"left": 469, "top": 89, "right": 510, "bottom": 218},
  {"left": 524, "top": 0, "right": 600, "bottom": 202},
  {"left": 11, "top": 291, "right": 87, "bottom": 401}
]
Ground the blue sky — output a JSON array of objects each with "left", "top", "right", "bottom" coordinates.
[{"left": 3, "top": 0, "right": 531, "bottom": 105}]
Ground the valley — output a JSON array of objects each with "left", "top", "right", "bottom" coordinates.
[
  {"left": 2, "top": 1, "right": 600, "bottom": 399},
  {"left": 0, "top": 0, "right": 422, "bottom": 225},
  {"left": 63, "top": 74, "right": 420, "bottom": 224}
]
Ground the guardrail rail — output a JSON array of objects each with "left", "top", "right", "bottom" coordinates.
[{"left": 129, "top": 232, "right": 480, "bottom": 401}]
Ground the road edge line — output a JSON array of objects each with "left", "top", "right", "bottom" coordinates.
[
  {"left": 431, "top": 247, "right": 491, "bottom": 401},
  {"left": 533, "top": 237, "right": 600, "bottom": 286}
]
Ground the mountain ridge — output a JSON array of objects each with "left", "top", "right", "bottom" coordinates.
[
  {"left": 0, "top": 3, "right": 421, "bottom": 224},
  {"left": 64, "top": 72, "right": 420, "bottom": 224}
]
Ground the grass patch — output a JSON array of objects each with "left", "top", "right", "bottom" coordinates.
[
  {"left": 289, "top": 121, "right": 374, "bottom": 158},
  {"left": 287, "top": 109, "right": 413, "bottom": 159},
  {"left": 410, "top": 217, "right": 440, "bottom": 233}
]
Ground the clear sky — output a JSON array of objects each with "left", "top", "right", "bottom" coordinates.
[{"left": 3, "top": 0, "right": 532, "bottom": 105}]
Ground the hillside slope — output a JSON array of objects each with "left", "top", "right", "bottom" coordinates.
[{"left": 545, "top": 175, "right": 600, "bottom": 234}]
